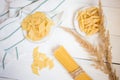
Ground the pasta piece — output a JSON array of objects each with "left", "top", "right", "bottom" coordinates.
[
  {"left": 31, "top": 63, "right": 39, "bottom": 75},
  {"left": 48, "top": 59, "right": 54, "bottom": 69},
  {"left": 38, "top": 60, "right": 44, "bottom": 70},
  {"left": 33, "top": 47, "right": 39, "bottom": 58}
]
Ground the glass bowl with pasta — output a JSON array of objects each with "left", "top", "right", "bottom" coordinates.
[
  {"left": 21, "top": 12, "right": 55, "bottom": 43},
  {"left": 74, "top": 6, "right": 106, "bottom": 38}
]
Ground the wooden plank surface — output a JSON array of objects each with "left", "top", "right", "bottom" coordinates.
[{"left": 0, "top": 0, "right": 120, "bottom": 80}]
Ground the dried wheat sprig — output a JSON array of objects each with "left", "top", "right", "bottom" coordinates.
[
  {"left": 61, "top": 27, "right": 97, "bottom": 56},
  {"left": 98, "top": 20, "right": 119, "bottom": 80},
  {"left": 98, "top": 0, "right": 118, "bottom": 80},
  {"left": 61, "top": 26, "right": 118, "bottom": 80},
  {"left": 61, "top": 27, "right": 108, "bottom": 73}
]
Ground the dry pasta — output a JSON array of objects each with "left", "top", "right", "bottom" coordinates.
[
  {"left": 77, "top": 7, "right": 101, "bottom": 35},
  {"left": 22, "top": 12, "right": 54, "bottom": 41},
  {"left": 31, "top": 47, "right": 54, "bottom": 75},
  {"left": 54, "top": 46, "right": 91, "bottom": 80},
  {"left": 54, "top": 46, "right": 79, "bottom": 72}
]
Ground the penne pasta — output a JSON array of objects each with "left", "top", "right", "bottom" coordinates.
[{"left": 77, "top": 7, "right": 101, "bottom": 35}]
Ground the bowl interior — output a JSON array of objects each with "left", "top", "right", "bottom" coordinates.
[{"left": 22, "top": 12, "right": 56, "bottom": 43}]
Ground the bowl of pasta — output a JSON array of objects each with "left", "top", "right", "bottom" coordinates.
[
  {"left": 21, "top": 12, "right": 55, "bottom": 43},
  {"left": 74, "top": 6, "right": 104, "bottom": 37}
]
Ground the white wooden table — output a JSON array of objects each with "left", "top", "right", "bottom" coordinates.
[{"left": 0, "top": 0, "right": 120, "bottom": 80}]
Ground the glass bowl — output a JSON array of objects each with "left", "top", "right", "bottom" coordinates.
[
  {"left": 73, "top": 5, "right": 107, "bottom": 38},
  {"left": 73, "top": 5, "right": 107, "bottom": 47},
  {"left": 21, "top": 12, "right": 56, "bottom": 43}
]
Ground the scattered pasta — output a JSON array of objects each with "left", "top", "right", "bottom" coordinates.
[
  {"left": 31, "top": 47, "right": 54, "bottom": 75},
  {"left": 77, "top": 7, "right": 101, "bottom": 35},
  {"left": 22, "top": 12, "right": 54, "bottom": 41}
]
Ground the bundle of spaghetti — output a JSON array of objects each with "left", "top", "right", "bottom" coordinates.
[{"left": 54, "top": 46, "right": 92, "bottom": 80}]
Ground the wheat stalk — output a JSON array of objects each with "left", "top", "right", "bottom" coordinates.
[
  {"left": 98, "top": 0, "right": 118, "bottom": 79},
  {"left": 61, "top": 26, "right": 119, "bottom": 80},
  {"left": 61, "top": 27, "right": 97, "bottom": 56}
]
